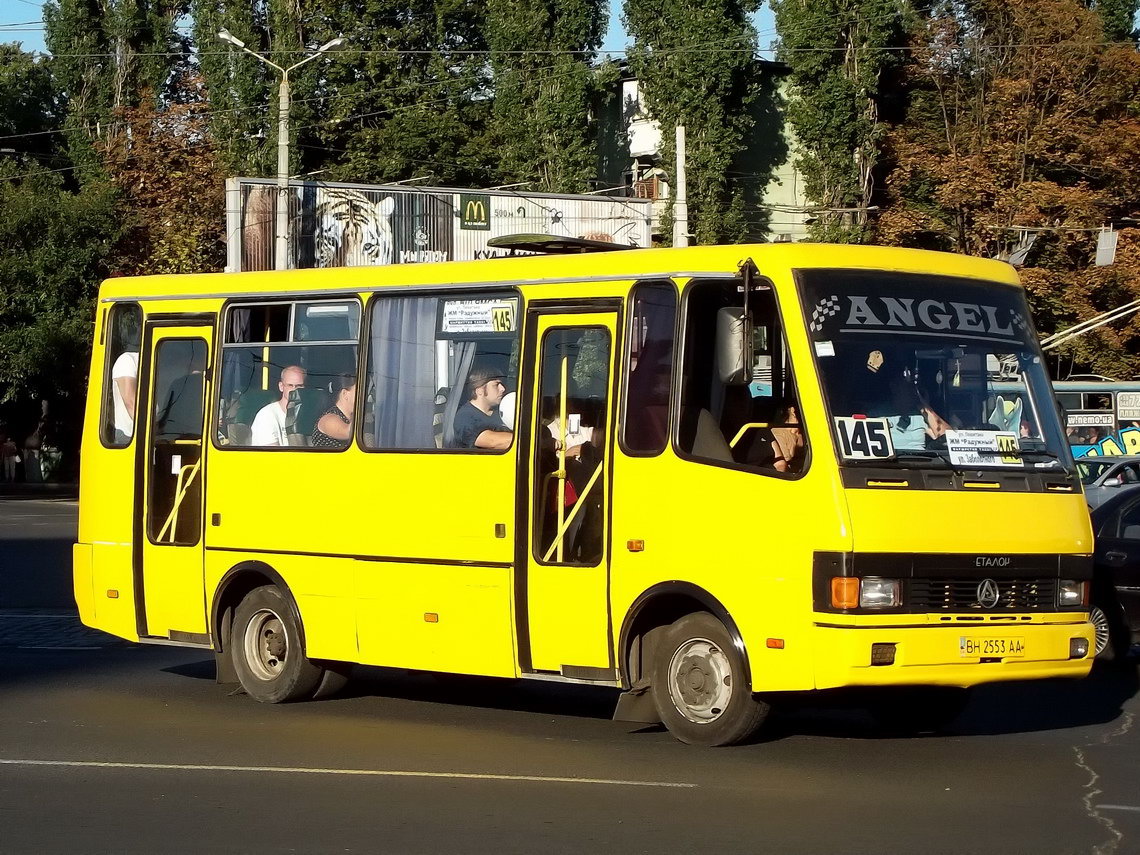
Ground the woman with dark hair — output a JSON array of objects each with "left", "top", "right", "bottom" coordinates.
[{"left": 310, "top": 374, "right": 356, "bottom": 448}]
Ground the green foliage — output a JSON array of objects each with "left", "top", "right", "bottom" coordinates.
[
  {"left": 1092, "top": 0, "right": 1140, "bottom": 41},
  {"left": 624, "top": 0, "right": 761, "bottom": 243},
  {"left": 0, "top": 45, "right": 58, "bottom": 159},
  {"left": 485, "top": 0, "right": 607, "bottom": 192},
  {"left": 772, "top": 0, "right": 910, "bottom": 242},
  {"left": 44, "top": 0, "right": 187, "bottom": 178},
  {"left": 299, "top": 0, "right": 496, "bottom": 185},
  {"left": 0, "top": 160, "right": 120, "bottom": 413}
]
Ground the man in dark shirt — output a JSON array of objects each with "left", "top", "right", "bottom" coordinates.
[{"left": 453, "top": 365, "right": 513, "bottom": 449}]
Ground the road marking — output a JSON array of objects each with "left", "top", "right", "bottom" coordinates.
[
  {"left": 0, "top": 759, "right": 696, "bottom": 789},
  {"left": 1097, "top": 805, "right": 1140, "bottom": 813}
]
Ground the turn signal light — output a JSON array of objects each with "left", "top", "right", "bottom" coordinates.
[{"left": 831, "top": 577, "right": 860, "bottom": 609}]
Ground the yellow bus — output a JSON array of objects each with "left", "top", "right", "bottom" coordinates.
[{"left": 74, "top": 242, "right": 1095, "bottom": 746}]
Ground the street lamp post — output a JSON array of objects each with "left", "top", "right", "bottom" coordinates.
[{"left": 217, "top": 29, "right": 344, "bottom": 271}]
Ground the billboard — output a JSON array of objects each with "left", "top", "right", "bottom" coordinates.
[{"left": 225, "top": 178, "right": 654, "bottom": 272}]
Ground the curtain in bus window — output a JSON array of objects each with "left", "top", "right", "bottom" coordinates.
[
  {"left": 370, "top": 296, "right": 438, "bottom": 448},
  {"left": 440, "top": 342, "right": 477, "bottom": 448}
]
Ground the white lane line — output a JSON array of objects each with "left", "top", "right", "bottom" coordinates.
[
  {"left": 0, "top": 759, "right": 696, "bottom": 789},
  {"left": 1097, "top": 805, "right": 1140, "bottom": 813}
]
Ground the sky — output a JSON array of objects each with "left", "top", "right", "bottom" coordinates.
[{"left": 0, "top": 0, "right": 775, "bottom": 58}]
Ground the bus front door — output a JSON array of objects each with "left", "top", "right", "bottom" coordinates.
[
  {"left": 523, "top": 311, "right": 618, "bottom": 675},
  {"left": 137, "top": 323, "right": 213, "bottom": 641}
]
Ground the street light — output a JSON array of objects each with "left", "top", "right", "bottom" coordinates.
[{"left": 218, "top": 29, "right": 344, "bottom": 270}]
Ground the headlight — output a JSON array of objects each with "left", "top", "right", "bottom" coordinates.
[
  {"left": 860, "top": 578, "right": 901, "bottom": 609},
  {"left": 1058, "top": 580, "right": 1088, "bottom": 608}
]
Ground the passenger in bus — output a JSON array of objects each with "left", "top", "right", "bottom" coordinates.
[
  {"left": 155, "top": 346, "right": 207, "bottom": 439},
  {"left": 310, "top": 374, "right": 356, "bottom": 449},
  {"left": 770, "top": 403, "right": 805, "bottom": 473},
  {"left": 453, "top": 365, "right": 512, "bottom": 449},
  {"left": 111, "top": 349, "right": 139, "bottom": 443},
  {"left": 250, "top": 365, "right": 306, "bottom": 446}
]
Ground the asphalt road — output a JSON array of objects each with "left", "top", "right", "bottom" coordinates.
[{"left": 2, "top": 497, "right": 1140, "bottom": 854}]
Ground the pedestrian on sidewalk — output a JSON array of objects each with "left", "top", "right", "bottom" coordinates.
[{"left": 0, "top": 425, "right": 18, "bottom": 482}]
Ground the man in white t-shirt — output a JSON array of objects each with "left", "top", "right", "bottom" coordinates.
[
  {"left": 250, "top": 365, "right": 306, "bottom": 446},
  {"left": 111, "top": 350, "right": 139, "bottom": 443}
]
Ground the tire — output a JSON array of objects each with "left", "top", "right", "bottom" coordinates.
[
  {"left": 650, "top": 612, "right": 769, "bottom": 747},
  {"left": 231, "top": 585, "right": 323, "bottom": 703},
  {"left": 868, "top": 686, "right": 971, "bottom": 735},
  {"left": 1090, "top": 601, "right": 1130, "bottom": 662}
]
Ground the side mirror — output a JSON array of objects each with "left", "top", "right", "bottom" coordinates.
[
  {"left": 715, "top": 307, "right": 751, "bottom": 385},
  {"left": 1104, "top": 477, "right": 1123, "bottom": 488}
]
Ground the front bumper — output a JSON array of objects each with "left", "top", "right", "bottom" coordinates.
[{"left": 811, "top": 616, "right": 1094, "bottom": 689}]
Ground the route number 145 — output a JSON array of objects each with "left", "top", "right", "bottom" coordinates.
[{"left": 834, "top": 417, "right": 895, "bottom": 460}]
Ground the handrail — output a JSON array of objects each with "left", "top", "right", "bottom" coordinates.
[
  {"left": 555, "top": 356, "right": 569, "bottom": 563},
  {"left": 542, "top": 459, "right": 604, "bottom": 563},
  {"left": 728, "top": 422, "right": 770, "bottom": 449},
  {"left": 156, "top": 460, "right": 201, "bottom": 543}
]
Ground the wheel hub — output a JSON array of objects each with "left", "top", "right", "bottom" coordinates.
[
  {"left": 668, "top": 638, "right": 732, "bottom": 724},
  {"left": 243, "top": 609, "right": 289, "bottom": 681}
]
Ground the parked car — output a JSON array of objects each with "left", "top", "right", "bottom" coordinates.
[
  {"left": 1089, "top": 489, "right": 1140, "bottom": 659},
  {"left": 1077, "top": 455, "right": 1140, "bottom": 509}
]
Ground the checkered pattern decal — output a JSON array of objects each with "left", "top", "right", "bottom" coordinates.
[
  {"left": 809, "top": 295, "right": 842, "bottom": 333},
  {"left": 1010, "top": 309, "right": 1032, "bottom": 335}
]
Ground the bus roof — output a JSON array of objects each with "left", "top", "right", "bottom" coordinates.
[{"left": 96, "top": 243, "right": 1022, "bottom": 303}]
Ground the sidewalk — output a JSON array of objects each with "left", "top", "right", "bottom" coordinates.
[{"left": 0, "top": 481, "right": 79, "bottom": 499}]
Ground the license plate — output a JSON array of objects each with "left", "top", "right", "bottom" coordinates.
[{"left": 960, "top": 636, "right": 1026, "bottom": 657}]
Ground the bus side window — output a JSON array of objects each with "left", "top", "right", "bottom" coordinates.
[
  {"left": 100, "top": 302, "right": 143, "bottom": 448},
  {"left": 622, "top": 281, "right": 676, "bottom": 455},
  {"left": 361, "top": 292, "right": 520, "bottom": 451},
  {"left": 215, "top": 301, "right": 360, "bottom": 449},
  {"left": 677, "top": 279, "right": 807, "bottom": 476}
]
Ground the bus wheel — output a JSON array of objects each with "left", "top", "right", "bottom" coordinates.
[
  {"left": 650, "top": 612, "right": 769, "bottom": 746},
  {"left": 232, "top": 585, "right": 323, "bottom": 703},
  {"left": 868, "top": 686, "right": 971, "bottom": 735}
]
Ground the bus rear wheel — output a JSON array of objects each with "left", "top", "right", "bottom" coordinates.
[
  {"left": 232, "top": 585, "right": 323, "bottom": 703},
  {"left": 650, "top": 612, "right": 769, "bottom": 746}
]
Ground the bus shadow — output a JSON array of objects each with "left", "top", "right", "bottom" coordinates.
[
  {"left": 760, "top": 660, "right": 1140, "bottom": 741},
  {"left": 163, "top": 658, "right": 1139, "bottom": 739}
]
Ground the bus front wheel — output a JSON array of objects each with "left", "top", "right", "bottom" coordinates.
[
  {"left": 650, "top": 612, "right": 769, "bottom": 746},
  {"left": 232, "top": 585, "right": 323, "bottom": 703}
]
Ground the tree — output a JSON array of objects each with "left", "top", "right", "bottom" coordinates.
[
  {"left": 298, "top": 0, "right": 495, "bottom": 186},
  {"left": 44, "top": 0, "right": 188, "bottom": 177},
  {"left": 877, "top": 0, "right": 1140, "bottom": 376},
  {"left": 0, "top": 159, "right": 121, "bottom": 459},
  {"left": 190, "top": 0, "right": 305, "bottom": 177},
  {"left": 0, "top": 44, "right": 58, "bottom": 161},
  {"left": 100, "top": 74, "right": 227, "bottom": 276},
  {"left": 771, "top": 0, "right": 910, "bottom": 242},
  {"left": 625, "top": 0, "right": 764, "bottom": 244},
  {"left": 485, "top": 0, "right": 608, "bottom": 193}
]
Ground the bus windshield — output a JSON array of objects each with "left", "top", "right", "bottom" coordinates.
[{"left": 800, "top": 269, "right": 1072, "bottom": 471}]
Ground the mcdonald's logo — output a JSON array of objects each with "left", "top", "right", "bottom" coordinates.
[{"left": 460, "top": 193, "right": 491, "bottom": 230}]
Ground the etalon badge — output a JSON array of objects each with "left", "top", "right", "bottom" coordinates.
[{"left": 977, "top": 578, "right": 1001, "bottom": 609}]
